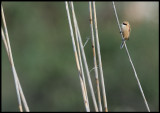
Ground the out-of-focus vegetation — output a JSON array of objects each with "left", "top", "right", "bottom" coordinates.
[{"left": 2, "top": 2, "right": 158, "bottom": 112}]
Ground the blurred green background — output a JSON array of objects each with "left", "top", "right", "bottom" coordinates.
[{"left": 2, "top": 2, "right": 158, "bottom": 112}]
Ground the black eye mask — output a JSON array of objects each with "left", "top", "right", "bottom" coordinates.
[{"left": 123, "top": 23, "right": 127, "bottom": 25}]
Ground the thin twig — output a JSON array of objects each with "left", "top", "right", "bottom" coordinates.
[
  {"left": 83, "top": 37, "right": 90, "bottom": 48},
  {"left": 90, "top": 66, "right": 99, "bottom": 73},
  {"left": 112, "top": 2, "right": 150, "bottom": 112},
  {"left": 92, "top": 2, "right": 108, "bottom": 112},
  {"left": 89, "top": 2, "right": 102, "bottom": 112}
]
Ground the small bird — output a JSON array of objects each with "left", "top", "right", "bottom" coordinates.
[{"left": 120, "top": 21, "right": 131, "bottom": 49}]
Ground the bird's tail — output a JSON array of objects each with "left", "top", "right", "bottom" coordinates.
[{"left": 120, "top": 39, "right": 125, "bottom": 49}]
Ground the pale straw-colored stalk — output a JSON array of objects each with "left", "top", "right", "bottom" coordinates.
[
  {"left": 1, "top": 5, "right": 29, "bottom": 112},
  {"left": 112, "top": 2, "right": 150, "bottom": 112},
  {"left": 65, "top": 2, "right": 90, "bottom": 111},
  {"left": 70, "top": 2, "right": 99, "bottom": 111},
  {"left": 89, "top": 2, "right": 103, "bottom": 112},
  {"left": 72, "top": 7, "right": 90, "bottom": 109},
  {"left": 93, "top": 2, "right": 108, "bottom": 112}
]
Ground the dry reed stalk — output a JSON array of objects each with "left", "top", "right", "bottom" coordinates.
[
  {"left": 1, "top": 5, "right": 29, "bottom": 112},
  {"left": 112, "top": 2, "right": 150, "bottom": 112}
]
